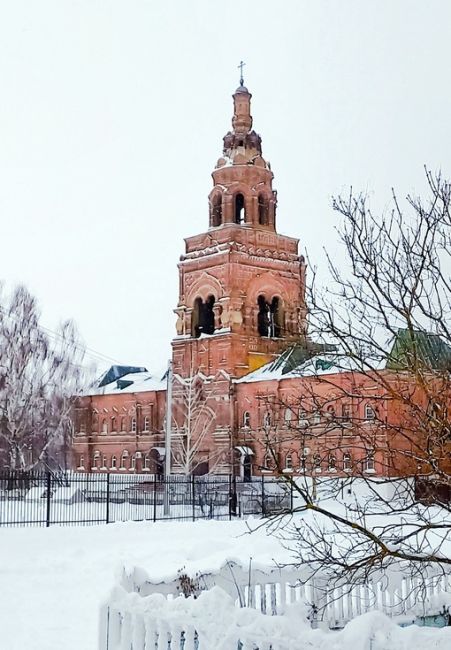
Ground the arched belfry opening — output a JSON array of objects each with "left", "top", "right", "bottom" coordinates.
[
  {"left": 192, "top": 295, "right": 215, "bottom": 338},
  {"left": 234, "top": 193, "right": 245, "bottom": 224},
  {"left": 211, "top": 194, "right": 222, "bottom": 227},
  {"left": 258, "top": 194, "right": 268, "bottom": 225},
  {"left": 257, "top": 295, "right": 284, "bottom": 338}
]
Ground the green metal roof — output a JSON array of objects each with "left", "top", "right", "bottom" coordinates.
[{"left": 386, "top": 329, "right": 451, "bottom": 371}]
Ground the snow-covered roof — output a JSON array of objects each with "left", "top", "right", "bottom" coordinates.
[
  {"left": 235, "top": 351, "right": 385, "bottom": 384},
  {"left": 90, "top": 367, "right": 166, "bottom": 395}
]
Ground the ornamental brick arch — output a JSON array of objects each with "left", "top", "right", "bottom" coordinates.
[{"left": 186, "top": 272, "right": 224, "bottom": 306}]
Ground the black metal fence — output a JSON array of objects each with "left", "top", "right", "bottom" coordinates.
[{"left": 0, "top": 471, "right": 294, "bottom": 527}]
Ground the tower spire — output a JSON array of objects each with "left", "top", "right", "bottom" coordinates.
[{"left": 238, "top": 60, "right": 246, "bottom": 87}]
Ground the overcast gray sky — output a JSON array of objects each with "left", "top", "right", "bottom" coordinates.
[{"left": 1, "top": 0, "right": 450, "bottom": 373}]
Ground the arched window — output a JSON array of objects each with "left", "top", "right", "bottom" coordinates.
[
  {"left": 257, "top": 294, "right": 269, "bottom": 336},
  {"left": 341, "top": 404, "right": 351, "bottom": 422},
  {"left": 192, "top": 295, "right": 215, "bottom": 338},
  {"left": 263, "top": 452, "right": 274, "bottom": 471},
  {"left": 363, "top": 450, "right": 375, "bottom": 472},
  {"left": 120, "top": 450, "right": 128, "bottom": 470},
  {"left": 131, "top": 454, "right": 136, "bottom": 471},
  {"left": 143, "top": 416, "right": 150, "bottom": 432},
  {"left": 243, "top": 411, "right": 251, "bottom": 427},
  {"left": 144, "top": 454, "right": 151, "bottom": 471},
  {"left": 257, "top": 295, "right": 283, "bottom": 338},
  {"left": 131, "top": 417, "right": 137, "bottom": 433},
  {"left": 263, "top": 412, "right": 271, "bottom": 428},
  {"left": 365, "top": 404, "right": 376, "bottom": 420},
  {"left": 101, "top": 454, "right": 107, "bottom": 470},
  {"left": 111, "top": 455, "right": 117, "bottom": 470},
  {"left": 101, "top": 418, "right": 108, "bottom": 434},
  {"left": 93, "top": 450, "right": 100, "bottom": 470},
  {"left": 312, "top": 411, "right": 321, "bottom": 425},
  {"left": 285, "top": 452, "right": 293, "bottom": 471},
  {"left": 326, "top": 405, "right": 335, "bottom": 419},
  {"left": 120, "top": 417, "right": 125, "bottom": 431},
  {"left": 284, "top": 408, "right": 292, "bottom": 425},
  {"left": 234, "top": 193, "right": 245, "bottom": 223},
  {"left": 343, "top": 452, "right": 352, "bottom": 471},
  {"left": 111, "top": 417, "right": 116, "bottom": 432},
  {"left": 313, "top": 453, "right": 321, "bottom": 473},
  {"left": 298, "top": 408, "right": 308, "bottom": 428},
  {"left": 270, "top": 297, "right": 283, "bottom": 338},
  {"left": 258, "top": 194, "right": 268, "bottom": 225},
  {"left": 211, "top": 194, "right": 222, "bottom": 227},
  {"left": 78, "top": 455, "right": 84, "bottom": 470},
  {"left": 328, "top": 454, "right": 337, "bottom": 472}
]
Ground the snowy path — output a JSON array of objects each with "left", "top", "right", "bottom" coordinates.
[{"left": 0, "top": 518, "right": 286, "bottom": 650}]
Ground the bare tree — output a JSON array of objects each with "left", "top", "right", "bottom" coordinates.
[
  {"left": 257, "top": 170, "right": 451, "bottom": 590},
  {"left": 0, "top": 285, "right": 89, "bottom": 471},
  {"left": 170, "top": 372, "right": 223, "bottom": 475}
]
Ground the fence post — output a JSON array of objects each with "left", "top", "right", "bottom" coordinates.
[
  {"left": 192, "top": 475, "right": 196, "bottom": 522},
  {"left": 153, "top": 475, "right": 157, "bottom": 522},
  {"left": 45, "top": 471, "right": 52, "bottom": 527},
  {"left": 105, "top": 472, "right": 110, "bottom": 524},
  {"left": 261, "top": 474, "right": 265, "bottom": 516}
]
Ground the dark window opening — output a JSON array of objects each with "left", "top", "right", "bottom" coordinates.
[
  {"left": 257, "top": 295, "right": 283, "bottom": 337},
  {"left": 192, "top": 295, "right": 215, "bottom": 338},
  {"left": 234, "top": 193, "right": 245, "bottom": 224},
  {"left": 243, "top": 455, "right": 252, "bottom": 482},
  {"left": 212, "top": 194, "right": 222, "bottom": 227},
  {"left": 258, "top": 195, "right": 268, "bottom": 225}
]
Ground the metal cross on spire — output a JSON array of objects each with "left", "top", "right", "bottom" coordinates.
[{"left": 238, "top": 60, "right": 246, "bottom": 86}]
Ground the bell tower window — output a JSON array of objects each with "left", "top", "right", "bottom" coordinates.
[
  {"left": 212, "top": 194, "right": 222, "bottom": 227},
  {"left": 234, "top": 193, "right": 245, "bottom": 224},
  {"left": 257, "top": 295, "right": 283, "bottom": 338},
  {"left": 192, "top": 295, "right": 216, "bottom": 338},
  {"left": 258, "top": 194, "right": 268, "bottom": 225}
]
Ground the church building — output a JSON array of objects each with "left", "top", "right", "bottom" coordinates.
[{"left": 72, "top": 80, "right": 444, "bottom": 483}]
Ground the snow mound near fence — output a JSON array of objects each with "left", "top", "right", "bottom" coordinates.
[{"left": 109, "top": 584, "right": 451, "bottom": 650}]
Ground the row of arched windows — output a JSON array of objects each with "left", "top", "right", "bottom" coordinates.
[
  {"left": 82, "top": 450, "right": 162, "bottom": 472},
  {"left": 98, "top": 416, "right": 151, "bottom": 435},
  {"left": 210, "top": 192, "right": 271, "bottom": 227},
  {"left": 261, "top": 450, "right": 375, "bottom": 473},
  {"left": 191, "top": 294, "right": 285, "bottom": 339},
  {"left": 241, "top": 403, "right": 378, "bottom": 429}
]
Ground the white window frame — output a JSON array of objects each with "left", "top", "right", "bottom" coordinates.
[{"left": 363, "top": 450, "right": 375, "bottom": 473}]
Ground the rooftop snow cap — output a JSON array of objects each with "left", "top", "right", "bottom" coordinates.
[{"left": 98, "top": 365, "right": 148, "bottom": 388}]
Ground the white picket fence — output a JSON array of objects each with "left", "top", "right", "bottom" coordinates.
[{"left": 99, "top": 561, "right": 451, "bottom": 649}]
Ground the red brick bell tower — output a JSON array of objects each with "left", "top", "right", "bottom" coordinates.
[{"left": 172, "top": 80, "right": 307, "bottom": 379}]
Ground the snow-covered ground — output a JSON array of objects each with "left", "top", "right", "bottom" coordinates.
[
  {"left": 0, "top": 518, "right": 450, "bottom": 650},
  {"left": 0, "top": 518, "right": 286, "bottom": 650}
]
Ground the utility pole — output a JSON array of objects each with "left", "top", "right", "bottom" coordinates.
[{"left": 163, "top": 359, "right": 173, "bottom": 516}]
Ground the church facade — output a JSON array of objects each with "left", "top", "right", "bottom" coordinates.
[{"left": 72, "top": 83, "right": 443, "bottom": 483}]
